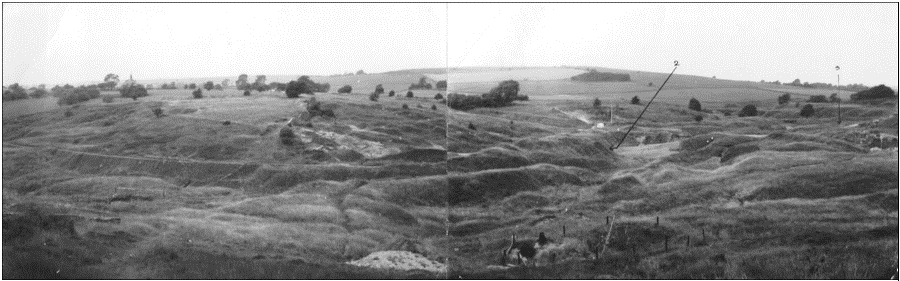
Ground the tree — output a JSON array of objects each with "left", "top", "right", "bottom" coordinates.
[
  {"left": 593, "top": 97, "right": 601, "bottom": 108},
  {"left": 252, "top": 75, "right": 268, "bottom": 92},
  {"left": 244, "top": 90, "right": 251, "bottom": 96},
  {"left": 356, "top": 70, "right": 366, "bottom": 75},
  {"left": 188, "top": 83, "right": 197, "bottom": 89},
  {"left": 434, "top": 93, "right": 444, "bottom": 100},
  {"left": 409, "top": 77, "right": 433, "bottom": 90},
  {"left": 29, "top": 88, "right": 48, "bottom": 99},
  {"left": 850, "top": 85, "right": 896, "bottom": 101},
  {"left": 777, "top": 93, "right": 791, "bottom": 105},
  {"left": 119, "top": 84, "right": 148, "bottom": 100},
  {"left": 800, "top": 104, "right": 815, "bottom": 118},
  {"left": 375, "top": 84, "right": 385, "bottom": 94},
  {"left": 236, "top": 74, "right": 249, "bottom": 90},
  {"left": 388, "top": 90, "right": 395, "bottom": 97},
  {"left": 737, "top": 104, "right": 758, "bottom": 117},
  {"left": 369, "top": 92, "right": 379, "bottom": 102},
  {"left": 829, "top": 93, "right": 841, "bottom": 103},
  {"left": 286, "top": 80, "right": 312, "bottom": 98},
  {"left": 431, "top": 104, "right": 437, "bottom": 110},
  {"left": 631, "top": 96, "right": 641, "bottom": 105},
  {"left": 712, "top": 76, "right": 716, "bottom": 79},
  {"left": 688, "top": 97, "right": 702, "bottom": 111},
  {"left": 406, "top": 91, "right": 414, "bottom": 98},
  {"left": 192, "top": 88, "right": 203, "bottom": 99},
  {"left": 436, "top": 80, "right": 447, "bottom": 89},
  {"left": 204, "top": 81, "right": 215, "bottom": 91},
  {"left": 791, "top": 78, "right": 802, "bottom": 86},
  {"left": 222, "top": 79, "right": 230, "bottom": 88},
  {"left": 214, "top": 84, "right": 223, "bottom": 91},
  {"left": 337, "top": 85, "right": 352, "bottom": 94},
  {"left": 401, "top": 104, "right": 409, "bottom": 110},
  {"left": 103, "top": 73, "right": 120, "bottom": 90}
]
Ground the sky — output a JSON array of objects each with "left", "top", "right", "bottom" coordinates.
[{"left": 3, "top": 3, "right": 898, "bottom": 87}]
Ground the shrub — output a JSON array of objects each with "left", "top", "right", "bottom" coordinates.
[
  {"left": 223, "top": 121, "right": 231, "bottom": 125},
  {"left": 152, "top": 108, "right": 163, "bottom": 118},
  {"left": 807, "top": 95, "right": 828, "bottom": 103},
  {"left": 204, "top": 81, "right": 215, "bottom": 91},
  {"left": 738, "top": 104, "right": 758, "bottom": 117},
  {"left": 192, "top": 89, "right": 203, "bottom": 99},
  {"left": 688, "top": 97, "right": 702, "bottom": 111},
  {"left": 409, "top": 77, "right": 433, "bottom": 90},
  {"left": 631, "top": 96, "right": 641, "bottom": 105},
  {"left": 694, "top": 115, "right": 703, "bottom": 123},
  {"left": 338, "top": 85, "right": 352, "bottom": 94},
  {"left": 388, "top": 90, "right": 395, "bottom": 97},
  {"left": 374, "top": 84, "right": 384, "bottom": 94},
  {"left": 369, "top": 92, "right": 379, "bottom": 102},
  {"left": 406, "top": 91, "right": 414, "bottom": 98},
  {"left": 593, "top": 98, "right": 601, "bottom": 108},
  {"left": 468, "top": 122, "right": 476, "bottom": 130},
  {"left": 777, "top": 93, "right": 791, "bottom": 105},
  {"left": 102, "top": 96, "right": 115, "bottom": 103},
  {"left": 850, "top": 84, "right": 896, "bottom": 101},
  {"left": 431, "top": 104, "right": 437, "bottom": 110},
  {"left": 648, "top": 82, "right": 654, "bottom": 87},
  {"left": 244, "top": 90, "right": 251, "bottom": 96},
  {"left": 436, "top": 80, "right": 447, "bottom": 89},
  {"left": 401, "top": 104, "right": 409, "bottom": 110},
  {"left": 286, "top": 81, "right": 311, "bottom": 98},
  {"left": 800, "top": 104, "right": 815, "bottom": 118},
  {"left": 214, "top": 84, "right": 223, "bottom": 91},
  {"left": 447, "top": 80, "right": 525, "bottom": 110},
  {"left": 279, "top": 127, "right": 296, "bottom": 145},
  {"left": 58, "top": 85, "right": 102, "bottom": 105},
  {"left": 829, "top": 93, "right": 841, "bottom": 103},
  {"left": 434, "top": 93, "right": 444, "bottom": 100}
]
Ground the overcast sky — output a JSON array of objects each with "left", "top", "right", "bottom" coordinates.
[{"left": 4, "top": 3, "right": 897, "bottom": 87}]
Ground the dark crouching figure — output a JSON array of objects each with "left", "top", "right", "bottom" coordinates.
[{"left": 500, "top": 232, "right": 551, "bottom": 266}]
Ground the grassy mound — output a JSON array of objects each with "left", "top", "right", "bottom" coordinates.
[
  {"left": 449, "top": 147, "right": 530, "bottom": 173},
  {"left": 352, "top": 176, "right": 447, "bottom": 207},
  {"left": 36, "top": 176, "right": 177, "bottom": 197},
  {"left": 449, "top": 164, "right": 584, "bottom": 206},
  {"left": 221, "top": 193, "right": 343, "bottom": 224},
  {"left": 248, "top": 163, "right": 446, "bottom": 194},
  {"left": 497, "top": 192, "right": 551, "bottom": 213},
  {"left": 376, "top": 149, "right": 447, "bottom": 163},
  {"left": 342, "top": 194, "right": 419, "bottom": 227}
]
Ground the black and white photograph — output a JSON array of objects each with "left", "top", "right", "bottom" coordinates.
[{"left": 2, "top": 2, "right": 898, "bottom": 279}]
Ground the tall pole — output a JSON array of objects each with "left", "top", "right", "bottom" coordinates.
[{"left": 836, "top": 66, "right": 841, "bottom": 124}]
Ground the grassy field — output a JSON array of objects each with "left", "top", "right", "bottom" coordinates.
[{"left": 3, "top": 66, "right": 897, "bottom": 279}]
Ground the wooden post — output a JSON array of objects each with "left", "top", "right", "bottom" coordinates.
[
  {"left": 631, "top": 244, "right": 636, "bottom": 257},
  {"left": 562, "top": 225, "right": 566, "bottom": 238},
  {"left": 686, "top": 236, "right": 690, "bottom": 248},
  {"left": 664, "top": 236, "right": 669, "bottom": 252},
  {"left": 702, "top": 228, "right": 706, "bottom": 241},
  {"left": 606, "top": 216, "right": 609, "bottom": 225},
  {"left": 655, "top": 216, "right": 659, "bottom": 227}
]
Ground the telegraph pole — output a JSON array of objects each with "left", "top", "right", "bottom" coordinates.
[{"left": 836, "top": 66, "right": 841, "bottom": 124}]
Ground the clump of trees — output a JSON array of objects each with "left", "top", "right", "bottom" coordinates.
[
  {"left": 631, "top": 96, "right": 641, "bottom": 105},
  {"left": 807, "top": 95, "right": 828, "bottom": 103},
  {"left": 2, "top": 83, "right": 28, "bottom": 101},
  {"left": 192, "top": 88, "right": 203, "bottom": 99},
  {"left": 160, "top": 82, "right": 178, "bottom": 89},
  {"left": 434, "top": 93, "right": 444, "bottom": 100},
  {"left": 850, "top": 85, "right": 896, "bottom": 101},
  {"left": 409, "top": 77, "right": 433, "bottom": 90},
  {"left": 29, "top": 88, "right": 48, "bottom": 99},
  {"left": 688, "top": 97, "right": 702, "bottom": 111},
  {"left": 356, "top": 70, "right": 366, "bottom": 75},
  {"left": 306, "top": 97, "right": 335, "bottom": 119},
  {"left": 738, "top": 105, "right": 758, "bottom": 117},
  {"left": 436, "top": 80, "right": 447, "bottom": 89},
  {"left": 337, "top": 85, "right": 353, "bottom": 94},
  {"left": 204, "top": 81, "right": 215, "bottom": 91},
  {"left": 59, "top": 85, "right": 102, "bottom": 105},
  {"left": 119, "top": 84, "right": 148, "bottom": 100},
  {"left": 800, "top": 104, "right": 815, "bottom": 118},
  {"left": 285, "top": 76, "right": 330, "bottom": 98},
  {"left": 777, "top": 93, "right": 791, "bottom": 105},
  {"left": 829, "top": 93, "right": 841, "bottom": 103},
  {"left": 100, "top": 74, "right": 119, "bottom": 90},
  {"left": 571, "top": 69, "right": 631, "bottom": 82},
  {"left": 447, "top": 80, "right": 527, "bottom": 110}
]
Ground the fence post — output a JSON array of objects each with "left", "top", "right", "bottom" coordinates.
[
  {"left": 664, "top": 235, "right": 669, "bottom": 252},
  {"left": 606, "top": 216, "right": 609, "bottom": 225},
  {"left": 702, "top": 228, "right": 706, "bottom": 241},
  {"left": 686, "top": 236, "right": 690, "bottom": 248},
  {"left": 656, "top": 216, "right": 659, "bottom": 227}
]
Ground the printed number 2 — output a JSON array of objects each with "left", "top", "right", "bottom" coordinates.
[{"left": 674, "top": 60, "right": 680, "bottom": 67}]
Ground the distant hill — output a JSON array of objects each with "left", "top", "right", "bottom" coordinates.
[{"left": 570, "top": 69, "right": 631, "bottom": 82}]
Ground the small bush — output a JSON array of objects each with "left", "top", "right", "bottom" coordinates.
[
  {"left": 374, "top": 84, "right": 384, "bottom": 94},
  {"left": 102, "top": 96, "right": 115, "bottom": 103},
  {"left": 338, "top": 85, "right": 352, "bottom": 94},
  {"left": 800, "top": 104, "right": 815, "bottom": 118},
  {"left": 829, "top": 93, "right": 841, "bottom": 103},
  {"left": 434, "top": 93, "right": 444, "bottom": 100},
  {"left": 192, "top": 89, "right": 203, "bottom": 99},
  {"left": 388, "top": 90, "right": 395, "bottom": 97},
  {"left": 738, "top": 104, "right": 758, "bottom": 117},
  {"left": 593, "top": 98, "right": 601, "bottom": 108},
  {"left": 369, "top": 92, "right": 379, "bottom": 102},
  {"left": 807, "top": 95, "right": 828, "bottom": 103},
  {"left": 850, "top": 84, "right": 896, "bottom": 101},
  {"left": 223, "top": 121, "right": 231, "bottom": 125},
  {"left": 152, "top": 108, "right": 163, "bottom": 118},
  {"left": 406, "top": 91, "right": 414, "bottom": 98},
  {"left": 694, "top": 115, "right": 703, "bottom": 123},
  {"left": 29, "top": 88, "right": 48, "bottom": 99},
  {"left": 436, "top": 80, "right": 447, "bottom": 89},
  {"left": 401, "top": 104, "right": 409, "bottom": 110},
  {"left": 688, "top": 97, "right": 702, "bottom": 111},
  {"left": 631, "top": 96, "right": 641, "bottom": 105},
  {"left": 648, "top": 82, "right": 654, "bottom": 87},
  {"left": 280, "top": 127, "right": 296, "bottom": 145},
  {"left": 243, "top": 90, "right": 251, "bottom": 96},
  {"left": 778, "top": 93, "right": 791, "bottom": 105},
  {"left": 468, "top": 122, "right": 476, "bottom": 130}
]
